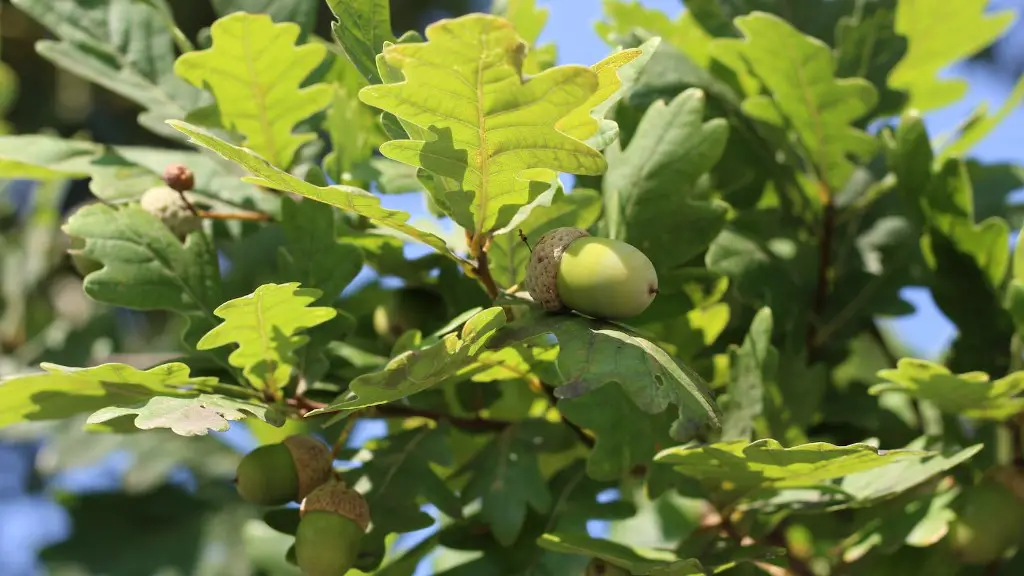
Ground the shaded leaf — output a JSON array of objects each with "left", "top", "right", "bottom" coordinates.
[
  {"left": 538, "top": 533, "right": 706, "bottom": 575},
  {"left": 720, "top": 307, "right": 774, "bottom": 442},
  {"left": 887, "top": 0, "right": 1015, "bottom": 112},
  {"left": 871, "top": 359, "right": 1024, "bottom": 421},
  {"left": 603, "top": 88, "right": 729, "bottom": 274},
  {"left": 87, "top": 393, "right": 284, "bottom": 436},
  {"left": 211, "top": 0, "right": 318, "bottom": 38},
  {"left": 359, "top": 13, "right": 608, "bottom": 234},
  {"left": 326, "top": 0, "right": 396, "bottom": 85},
  {"left": 175, "top": 12, "right": 332, "bottom": 168},
  {"left": 0, "top": 135, "right": 99, "bottom": 180},
  {"left": 734, "top": 12, "right": 877, "bottom": 190},
  {"left": 196, "top": 283, "right": 337, "bottom": 392},
  {"left": 488, "top": 312, "right": 721, "bottom": 442},
  {"left": 278, "top": 198, "right": 363, "bottom": 303},
  {"left": 169, "top": 120, "right": 460, "bottom": 258}
]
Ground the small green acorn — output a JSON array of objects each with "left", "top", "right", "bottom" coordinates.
[
  {"left": 949, "top": 465, "right": 1024, "bottom": 565},
  {"left": 584, "top": 557, "right": 631, "bottom": 575},
  {"left": 372, "top": 286, "right": 448, "bottom": 341},
  {"left": 139, "top": 185, "right": 201, "bottom": 240},
  {"left": 235, "top": 435, "right": 333, "bottom": 506},
  {"left": 525, "top": 227, "right": 658, "bottom": 320},
  {"left": 295, "top": 480, "right": 370, "bottom": 576}
]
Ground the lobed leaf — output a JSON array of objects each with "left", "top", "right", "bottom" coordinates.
[
  {"left": 87, "top": 393, "right": 284, "bottom": 437},
  {"left": 211, "top": 0, "right": 319, "bottom": 38},
  {"left": 310, "top": 307, "right": 507, "bottom": 414},
  {"left": 538, "top": 533, "right": 706, "bottom": 575},
  {"left": 168, "top": 120, "right": 459, "bottom": 258},
  {"left": 871, "top": 359, "right": 1024, "bottom": 421},
  {"left": 488, "top": 312, "right": 722, "bottom": 443},
  {"left": 196, "top": 283, "right": 338, "bottom": 392},
  {"left": 0, "top": 135, "right": 100, "bottom": 180},
  {"left": 358, "top": 13, "right": 608, "bottom": 234},
  {"left": 0, "top": 362, "right": 214, "bottom": 429},
  {"left": 733, "top": 12, "right": 878, "bottom": 191},
  {"left": 326, "top": 0, "right": 396, "bottom": 85},
  {"left": 720, "top": 307, "right": 774, "bottom": 442},
  {"left": 174, "top": 12, "right": 332, "bottom": 169},
  {"left": 887, "top": 0, "right": 1016, "bottom": 112}
]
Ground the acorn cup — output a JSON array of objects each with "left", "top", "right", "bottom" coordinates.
[
  {"left": 525, "top": 227, "right": 658, "bottom": 320},
  {"left": 294, "top": 480, "right": 371, "bottom": 576},
  {"left": 235, "top": 435, "right": 333, "bottom": 506}
]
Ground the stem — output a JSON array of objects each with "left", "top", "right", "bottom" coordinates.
[
  {"left": 539, "top": 382, "right": 596, "bottom": 448},
  {"left": 199, "top": 210, "right": 272, "bottom": 222},
  {"left": 467, "top": 230, "right": 500, "bottom": 301},
  {"left": 287, "top": 395, "right": 512, "bottom": 431},
  {"left": 806, "top": 179, "right": 836, "bottom": 359}
]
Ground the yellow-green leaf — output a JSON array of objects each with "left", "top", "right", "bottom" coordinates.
[
  {"left": 196, "top": 283, "right": 338, "bottom": 392},
  {"left": 174, "top": 12, "right": 332, "bottom": 169},
  {"left": 358, "top": 13, "right": 608, "bottom": 235},
  {"left": 871, "top": 358, "right": 1024, "bottom": 421}
]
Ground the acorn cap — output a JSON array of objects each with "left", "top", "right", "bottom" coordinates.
[
  {"left": 525, "top": 227, "right": 589, "bottom": 312},
  {"left": 300, "top": 479, "right": 371, "bottom": 532},
  {"left": 282, "top": 435, "right": 334, "bottom": 501}
]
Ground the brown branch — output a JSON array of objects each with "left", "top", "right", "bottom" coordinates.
[
  {"left": 199, "top": 210, "right": 272, "bottom": 222},
  {"left": 806, "top": 180, "right": 837, "bottom": 359}
]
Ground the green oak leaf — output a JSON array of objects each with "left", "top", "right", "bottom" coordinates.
[
  {"left": 62, "top": 202, "right": 224, "bottom": 335},
  {"left": 498, "top": 0, "right": 558, "bottom": 74},
  {"left": 326, "top": 0, "right": 396, "bottom": 85},
  {"left": 339, "top": 427, "right": 461, "bottom": 570},
  {"left": 839, "top": 441, "right": 983, "bottom": 505},
  {"left": 278, "top": 197, "right": 363, "bottom": 303},
  {"left": 720, "top": 307, "right": 775, "bottom": 442},
  {"left": 887, "top": 0, "right": 1015, "bottom": 112},
  {"left": 488, "top": 186, "right": 603, "bottom": 289},
  {"left": 458, "top": 427, "right": 552, "bottom": 546},
  {"left": 487, "top": 312, "right": 722, "bottom": 443},
  {"left": 310, "top": 307, "right": 507, "bottom": 414},
  {"left": 0, "top": 135, "right": 100, "bottom": 180},
  {"left": 358, "top": 13, "right": 608, "bottom": 234},
  {"left": 834, "top": 2, "right": 907, "bottom": 117},
  {"left": 86, "top": 393, "right": 284, "bottom": 437},
  {"left": 655, "top": 439, "right": 930, "bottom": 505},
  {"left": 603, "top": 88, "right": 729, "bottom": 274},
  {"left": 0, "top": 362, "right": 214, "bottom": 428},
  {"left": 211, "top": 0, "right": 318, "bottom": 38},
  {"left": 538, "top": 533, "right": 706, "bottom": 575},
  {"left": 559, "top": 382, "right": 675, "bottom": 482},
  {"left": 10, "top": 0, "right": 208, "bottom": 140},
  {"left": 322, "top": 51, "right": 386, "bottom": 183},
  {"left": 168, "top": 120, "right": 459, "bottom": 258},
  {"left": 174, "top": 12, "right": 332, "bottom": 169},
  {"left": 939, "top": 75, "right": 1024, "bottom": 161},
  {"left": 733, "top": 12, "right": 878, "bottom": 191},
  {"left": 555, "top": 37, "right": 660, "bottom": 150},
  {"left": 596, "top": 0, "right": 714, "bottom": 68},
  {"left": 196, "top": 283, "right": 338, "bottom": 392},
  {"left": 871, "top": 359, "right": 1024, "bottom": 421}
]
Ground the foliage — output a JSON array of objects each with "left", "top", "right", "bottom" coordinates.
[{"left": 1, "top": 0, "right": 1023, "bottom": 575}]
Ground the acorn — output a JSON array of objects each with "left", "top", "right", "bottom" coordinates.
[
  {"left": 139, "top": 185, "right": 201, "bottom": 240},
  {"left": 949, "top": 465, "right": 1024, "bottom": 565},
  {"left": 584, "top": 557, "right": 631, "bottom": 575},
  {"left": 372, "top": 286, "right": 448, "bottom": 341},
  {"left": 235, "top": 435, "right": 333, "bottom": 506},
  {"left": 525, "top": 227, "right": 658, "bottom": 320},
  {"left": 295, "top": 480, "right": 370, "bottom": 576}
]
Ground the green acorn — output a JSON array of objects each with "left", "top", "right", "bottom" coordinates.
[
  {"left": 949, "top": 465, "right": 1024, "bottom": 565},
  {"left": 235, "top": 435, "right": 333, "bottom": 506},
  {"left": 139, "top": 185, "right": 201, "bottom": 240},
  {"left": 295, "top": 480, "right": 370, "bottom": 576},
  {"left": 526, "top": 227, "right": 658, "bottom": 320}
]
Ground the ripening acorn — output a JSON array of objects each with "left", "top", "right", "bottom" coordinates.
[
  {"left": 295, "top": 480, "right": 370, "bottom": 576},
  {"left": 372, "top": 286, "right": 448, "bottom": 341},
  {"left": 949, "top": 465, "right": 1024, "bottom": 565},
  {"left": 525, "top": 227, "right": 658, "bottom": 320},
  {"left": 139, "top": 185, "right": 201, "bottom": 240},
  {"left": 584, "top": 558, "right": 631, "bottom": 575},
  {"left": 235, "top": 435, "right": 333, "bottom": 506}
]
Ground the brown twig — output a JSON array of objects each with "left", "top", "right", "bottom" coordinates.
[
  {"left": 806, "top": 180, "right": 837, "bottom": 360},
  {"left": 199, "top": 210, "right": 272, "bottom": 222}
]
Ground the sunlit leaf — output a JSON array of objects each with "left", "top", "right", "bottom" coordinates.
[
  {"left": 87, "top": 393, "right": 284, "bottom": 436},
  {"left": 871, "top": 359, "right": 1024, "bottom": 421},
  {"left": 174, "top": 12, "right": 332, "bottom": 168}
]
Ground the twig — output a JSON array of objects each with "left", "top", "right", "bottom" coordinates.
[
  {"left": 539, "top": 382, "right": 596, "bottom": 448},
  {"left": 287, "top": 395, "right": 512, "bottom": 431},
  {"left": 806, "top": 179, "right": 837, "bottom": 359},
  {"left": 466, "top": 230, "right": 500, "bottom": 301},
  {"left": 199, "top": 210, "right": 272, "bottom": 222}
]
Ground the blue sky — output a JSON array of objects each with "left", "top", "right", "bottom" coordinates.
[{"left": 2, "top": 1, "right": 1024, "bottom": 575}]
